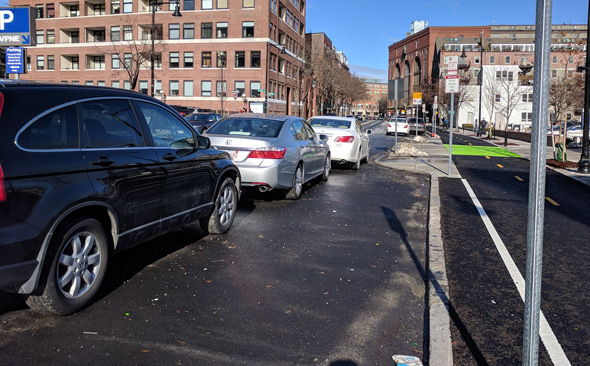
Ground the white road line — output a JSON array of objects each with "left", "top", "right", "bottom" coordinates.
[{"left": 461, "top": 179, "right": 571, "bottom": 365}]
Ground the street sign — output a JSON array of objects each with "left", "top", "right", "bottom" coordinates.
[
  {"left": 258, "top": 89, "right": 265, "bottom": 92},
  {"left": 412, "top": 92, "right": 422, "bottom": 106},
  {"left": 267, "top": 92, "right": 275, "bottom": 96},
  {"left": 413, "top": 92, "right": 422, "bottom": 100},
  {"left": 445, "top": 74, "right": 460, "bottom": 94},
  {"left": 5, "top": 47, "right": 24, "bottom": 74},
  {"left": 233, "top": 92, "right": 237, "bottom": 100},
  {"left": 0, "top": 7, "right": 35, "bottom": 46}
]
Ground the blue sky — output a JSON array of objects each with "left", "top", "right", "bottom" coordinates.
[{"left": 306, "top": 0, "right": 589, "bottom": 81}]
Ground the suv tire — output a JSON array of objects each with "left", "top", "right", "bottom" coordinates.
[
  {"left": 200, "top": 177, "right": 237, "bottom": 234},
  {"left": 26, "top": 217, "right": 109, "bottom": 315}
]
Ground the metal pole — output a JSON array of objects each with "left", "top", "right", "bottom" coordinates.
[
  {"left": 150, "top": 0, "right": 155, "bottom": 97},
  {"left": 448, "top": 93, "right": 454, "bottom": 176},
  {"left": 577, "top": 0, "right": 590, "bottom": 173},
  {"left": 478, "top": 31, "right": 484, "bottom": 131},
  {"left": 394, "top": 79, "right": 399, "bottom": 153},
  {"left": 523, "top": 0, "right": 552, "bottom": 364}
]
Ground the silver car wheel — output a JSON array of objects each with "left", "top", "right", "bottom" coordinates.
[
  {"left": 57, "top": 231, "right": 103, "bottom": 299},
  {"left": 217, "top": 184, "right": 235, "bottom": 226},
  {"left": 294, "top": 165, "right": 303, "bottom": 196}
]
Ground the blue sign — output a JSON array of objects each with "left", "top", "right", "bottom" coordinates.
[
  {"left": 0, "top": 7, "right": 35, "bottom": 46},
  {"left": 6, "top": 47, "right": 24, "bottom": 74}
]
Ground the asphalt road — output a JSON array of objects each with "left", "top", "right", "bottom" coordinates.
[
  {"left": 436, "top": 130, "right": 590, "bottom": 365},
  {"left": 0, "top": 121, "right": 432, "bottom": 365}
]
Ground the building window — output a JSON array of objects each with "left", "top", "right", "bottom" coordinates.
[
  {"left": 111, "top": 26, "right": 120, "bottom": 41},
  {"left": 46, "top": 29, "right": 55, "bottom": 44},
  {"left": 138, "top": 81, "right": 148, "bottom": 94},
  {"left": 235, "top": 81, "right": 245, "bottom": 96},
  {"left": 71, "top": 56, "right": 79, "bottom": 70},
  {"left": 202, "top": 52, "right": 212, "bottom": 68},
  {"left": 496, "top": 70, "right": 514, "bottom": 82},
  {"left": 112, "top": 54, "right": 120, "bottom": 69},
  {"left": 112, "top": 81, "right": 120, "bottom": 88},
  {"left": 184, "top": 81, "right": 194, "bottom": 96},
  {"left": 522, "top": 93, "right": 533, "bottom": 102},
  {"left": 71, "top": 31, "right": 79, "bottom": 43},
  {"left": 202, "top": 0, "right": 213, "bottom": 9},
  {"left": 170, "top": 52, "right": 180, "bottom": 68},
  {"left": 202, "top": 81, "right": 212, "bottom": 96},
  {"left": 216, "top": 22, "right": 228, "bottom": 38},
  {"left": 93, "top": 4, "right": 106, "bottom": 15},
  {"left": 552, "top": 55, "right": 558, "bottom": 64},
  {"left": 123, "top": 53, "right": 132, "bottom": 68},
  {"left": 235, "top": 51, "right": 245, "bottom": 67},
  {"left": 521, "top": 112, "right": 533, "bottom": 123},
  {"left": 169, "top": 24, "right": 180, "bottom": 39},
  {"left": 505, "top": 56, "right": 511, "bottom": 64},
  {"left": 124, "top": 81, "right": 131, "bottom": 90},
  {"left": 170, "top": 81, "right": 179, "bottom": 96},
  {"left": 46, "top": 4, "right": 55, "bottom": 18},
  {"left": 569, "top": 56, "right": 574, "bottom": 64},
  {"left": 250, "top": 81, "right": 261, "bottom": 97},
  {"left": 123, "top": 25, "right": 133, "bottom": 40},
  {"left": 47, "top": 55, "right": 55, "bottom": 70},
  {"left": 92, "top": 29, "right": 106, "bottom": 42},
  {"left": 552, "top": 69, "right": 558, "bottom": 78},
  {"left": 36, "top": 30, "right": 44, "bottom": 45},
  {"left": 123, "top": 0, "right": 133, "bottom": 13},
  {"left": 183, "top": 23, "right": 194, "bottom": 39},
  {"left": 242, "top": 21, "right": 254, "bottom": 37},
  {"left": 91, "top": 56, "right": 105, "bottom": 70},
  {"left": 474, "top": 56, "right": 480, "bottom": 64},
  {"left": 184, "top": 0, "right": 195, "bottom": 10},
  {"left": 216, "top": 81, "right": 226, "bottom": 97},
  {"left": 111, "top": 0, "right": 120, "bottom": 14},
  {"left": 217, "top": 0, "right": 228, "bottom": 8},
  {"left": 201, "top": 22, "right": 213, "bottom": 38},
  {"left": 37, "top": 56, "right": 44, "bottom": 70},
  {"left": 35, "top": 4, "right": 43, "bottom": 18},
  {"left": 184, "top": 52, "right": 194, "bottom": 68},
  {"left": 97, "top": 81, "right": 106, "bottom": 86},
  {"left": 250, "top": 51, "right": 261, "bottom": 67},
  {"left": 217, "top": 51, "right": 226, "bottom": 67},
  {"left": 495, "top": 94, "right": 501, "bottom": 102},
  {"left": 86, "top": 81, "right": 94, "bottom": 86},
  {"left": 243, "top": 0, "right": 254, "bottom": 8}
]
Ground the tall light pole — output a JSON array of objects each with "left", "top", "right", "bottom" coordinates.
[
  {"left": 150, "top": 0, "right": 181, "bottom": 98},
  {"left": 578, "top": 2, "right": 590, "bottom": 173},
  {"left": 218, "top": 51, "right": 226, "bottom": 114},
  {"left": 478, "top": 30, "right": 485, "bottom": 135}
]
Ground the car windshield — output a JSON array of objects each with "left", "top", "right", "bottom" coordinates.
[
  {"left": 186, "top": 114, "right": 208, "bottom": 122},
  {"left": 390, "top": 118, "right": 406, "bottom": 122},
  {"left": 308, "top": 118, "right": 351, "bottom": 129},
  {"left": 206, "top": 118, "right": 284, "bottom": 138},
  {"left": 408, "top": 118, "right": 424, "bottom": 123}
]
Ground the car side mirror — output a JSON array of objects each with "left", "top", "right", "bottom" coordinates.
[
  {"left": 319, "top": 134, "right": 328, "bottom": 141},
  {"left": 365, "top": 129, "right": 372, "bottom": 135},
  {"left": 197, "top": 136, "right": 211, "bottom": 149}
]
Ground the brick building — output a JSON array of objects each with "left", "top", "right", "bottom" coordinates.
[
  {"left": 388, "top": 24, "right": 587, "bottom": 129},
  {"left": 352, "top": 78, "right": 387, "bottom": 117},
  {"left": 10, "top": 0, "right": 307, "bottom": 115}
]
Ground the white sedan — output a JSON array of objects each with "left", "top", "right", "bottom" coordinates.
[
  {"left": 387, "top": 117, "right": 410, "bottom": 135},
  {"left": 308, "top": 116, "right": 371, "bottom": 170}
]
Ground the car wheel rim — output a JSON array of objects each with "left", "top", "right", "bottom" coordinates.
[
  {"left": 295, "top": 167, "right": 303, "bottom": 195},
  {"left": 218, "top": 185, "right": 235, "bottom": 226},
  {"left": 57, "top": 231, "right": 102, "bottom": 299}
]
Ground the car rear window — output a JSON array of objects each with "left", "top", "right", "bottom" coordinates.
[
  {"left": 206, "top": 118, "right": 283, "bottom": 138},
  {"left": 309, "top": 118, "right": 351, "bottom": 129}
]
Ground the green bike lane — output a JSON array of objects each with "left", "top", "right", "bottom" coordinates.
[{"left": 437, "top": 131, "right": 590, "bottom": 365}]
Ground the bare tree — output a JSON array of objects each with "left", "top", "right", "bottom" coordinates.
[
  {"left": 481, "top": 71, "right": 502, "bottom": 127},
  {"left": 495, "top": 67, "right": 531, "bottom": 133}
]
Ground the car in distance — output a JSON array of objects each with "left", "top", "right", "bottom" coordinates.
[
  {"left": 0, "top": 81, "right": 241, "bottom": 315},
  {"left": 204, "top": 114, "right": 330, "bottom": 199},
  {"left": 185, "top": 112, "right": 223, "bottom": 133},
  {"left": 407, "top": 117, "right": 426, "bottom": 134},
  {"left": 387, "top": 117, "right": 410, "bottom": 136},
  {"left": 307, "top": 116, "right": 371, "bottom": 170}
]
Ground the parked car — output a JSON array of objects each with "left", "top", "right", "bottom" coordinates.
[
  {"left": 185, "top": 112, "right": 223, "bottom": 133},
  {"left": 204, "top": 114, "right": 330, "bottom": 199},
  {"left": 407, "top": 117, "right": 426, "bottom": 134},
  {"left": 169, "top": 105, "right": 196, "bottom": 116},
  {"left": 387, "top": 117, "right": 410, "bottom": 135},
  {"left": 307, "top": 116, "right": 371, "bottom": 169},
  {"left": 0, "top": 81, "right": 240, "bottom": 315}
]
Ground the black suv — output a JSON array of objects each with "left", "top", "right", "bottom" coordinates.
[{"left": 0, "top": 81, "right": 240, "bottom": 315}]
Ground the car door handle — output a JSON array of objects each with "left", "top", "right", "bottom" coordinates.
[
  {"left": 90, "top": 157, "right": 114, "bottom": 167},
  {"left": 162, "top": 153, "right": 177, "bottom": 161}
]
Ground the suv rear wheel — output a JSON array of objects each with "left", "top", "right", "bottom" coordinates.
[
  {"left": 200, "top": 177, "right": 238, "bottom": 234},
  {"left": 26, "top": 217, "right": 109, "bottom": 315}
]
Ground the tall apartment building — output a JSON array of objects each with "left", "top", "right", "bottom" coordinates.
[
  {"left": 388, "top": 24, "right": 587, "bottom": 129},
  {"left": 10, "top": 0, "right": 306, "bottom": 115},
  {"left": 352, "top": 78, "right": 387, "bottom": 117}
]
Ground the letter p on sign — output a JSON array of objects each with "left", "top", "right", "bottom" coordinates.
[{"left": 0, "top": 11, "right": 14, "bottom": 30}]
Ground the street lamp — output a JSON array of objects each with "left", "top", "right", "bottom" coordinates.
[
  {"left": 477, "top": 30, "right": 485, "bottom": 137},
  {"left": 150, "top": 0, "right": 181, "bottom": 98}
]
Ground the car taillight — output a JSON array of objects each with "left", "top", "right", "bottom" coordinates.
[
  {"left": 335, "top": 136, "right": 354, "bottom": 143},
  {"left": 0, "top": 164, "right": 6, "bottom": 203},
  {"left": 387, "top": 124, "right": 392, "bottom": 127},
  {"left": 404, "top": 125, "right": 409, "bottom": 128},
  {"left": 248, "top": 147, "right": 287, "bottom": 159}
]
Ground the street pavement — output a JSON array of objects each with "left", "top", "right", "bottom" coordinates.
[{"left": 377, "top": 126, "right": 590, "bottom": 366}]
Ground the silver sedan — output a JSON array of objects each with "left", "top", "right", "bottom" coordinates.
[{"left": 204, "top": 114, "right": 331, "bottom": 199}]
